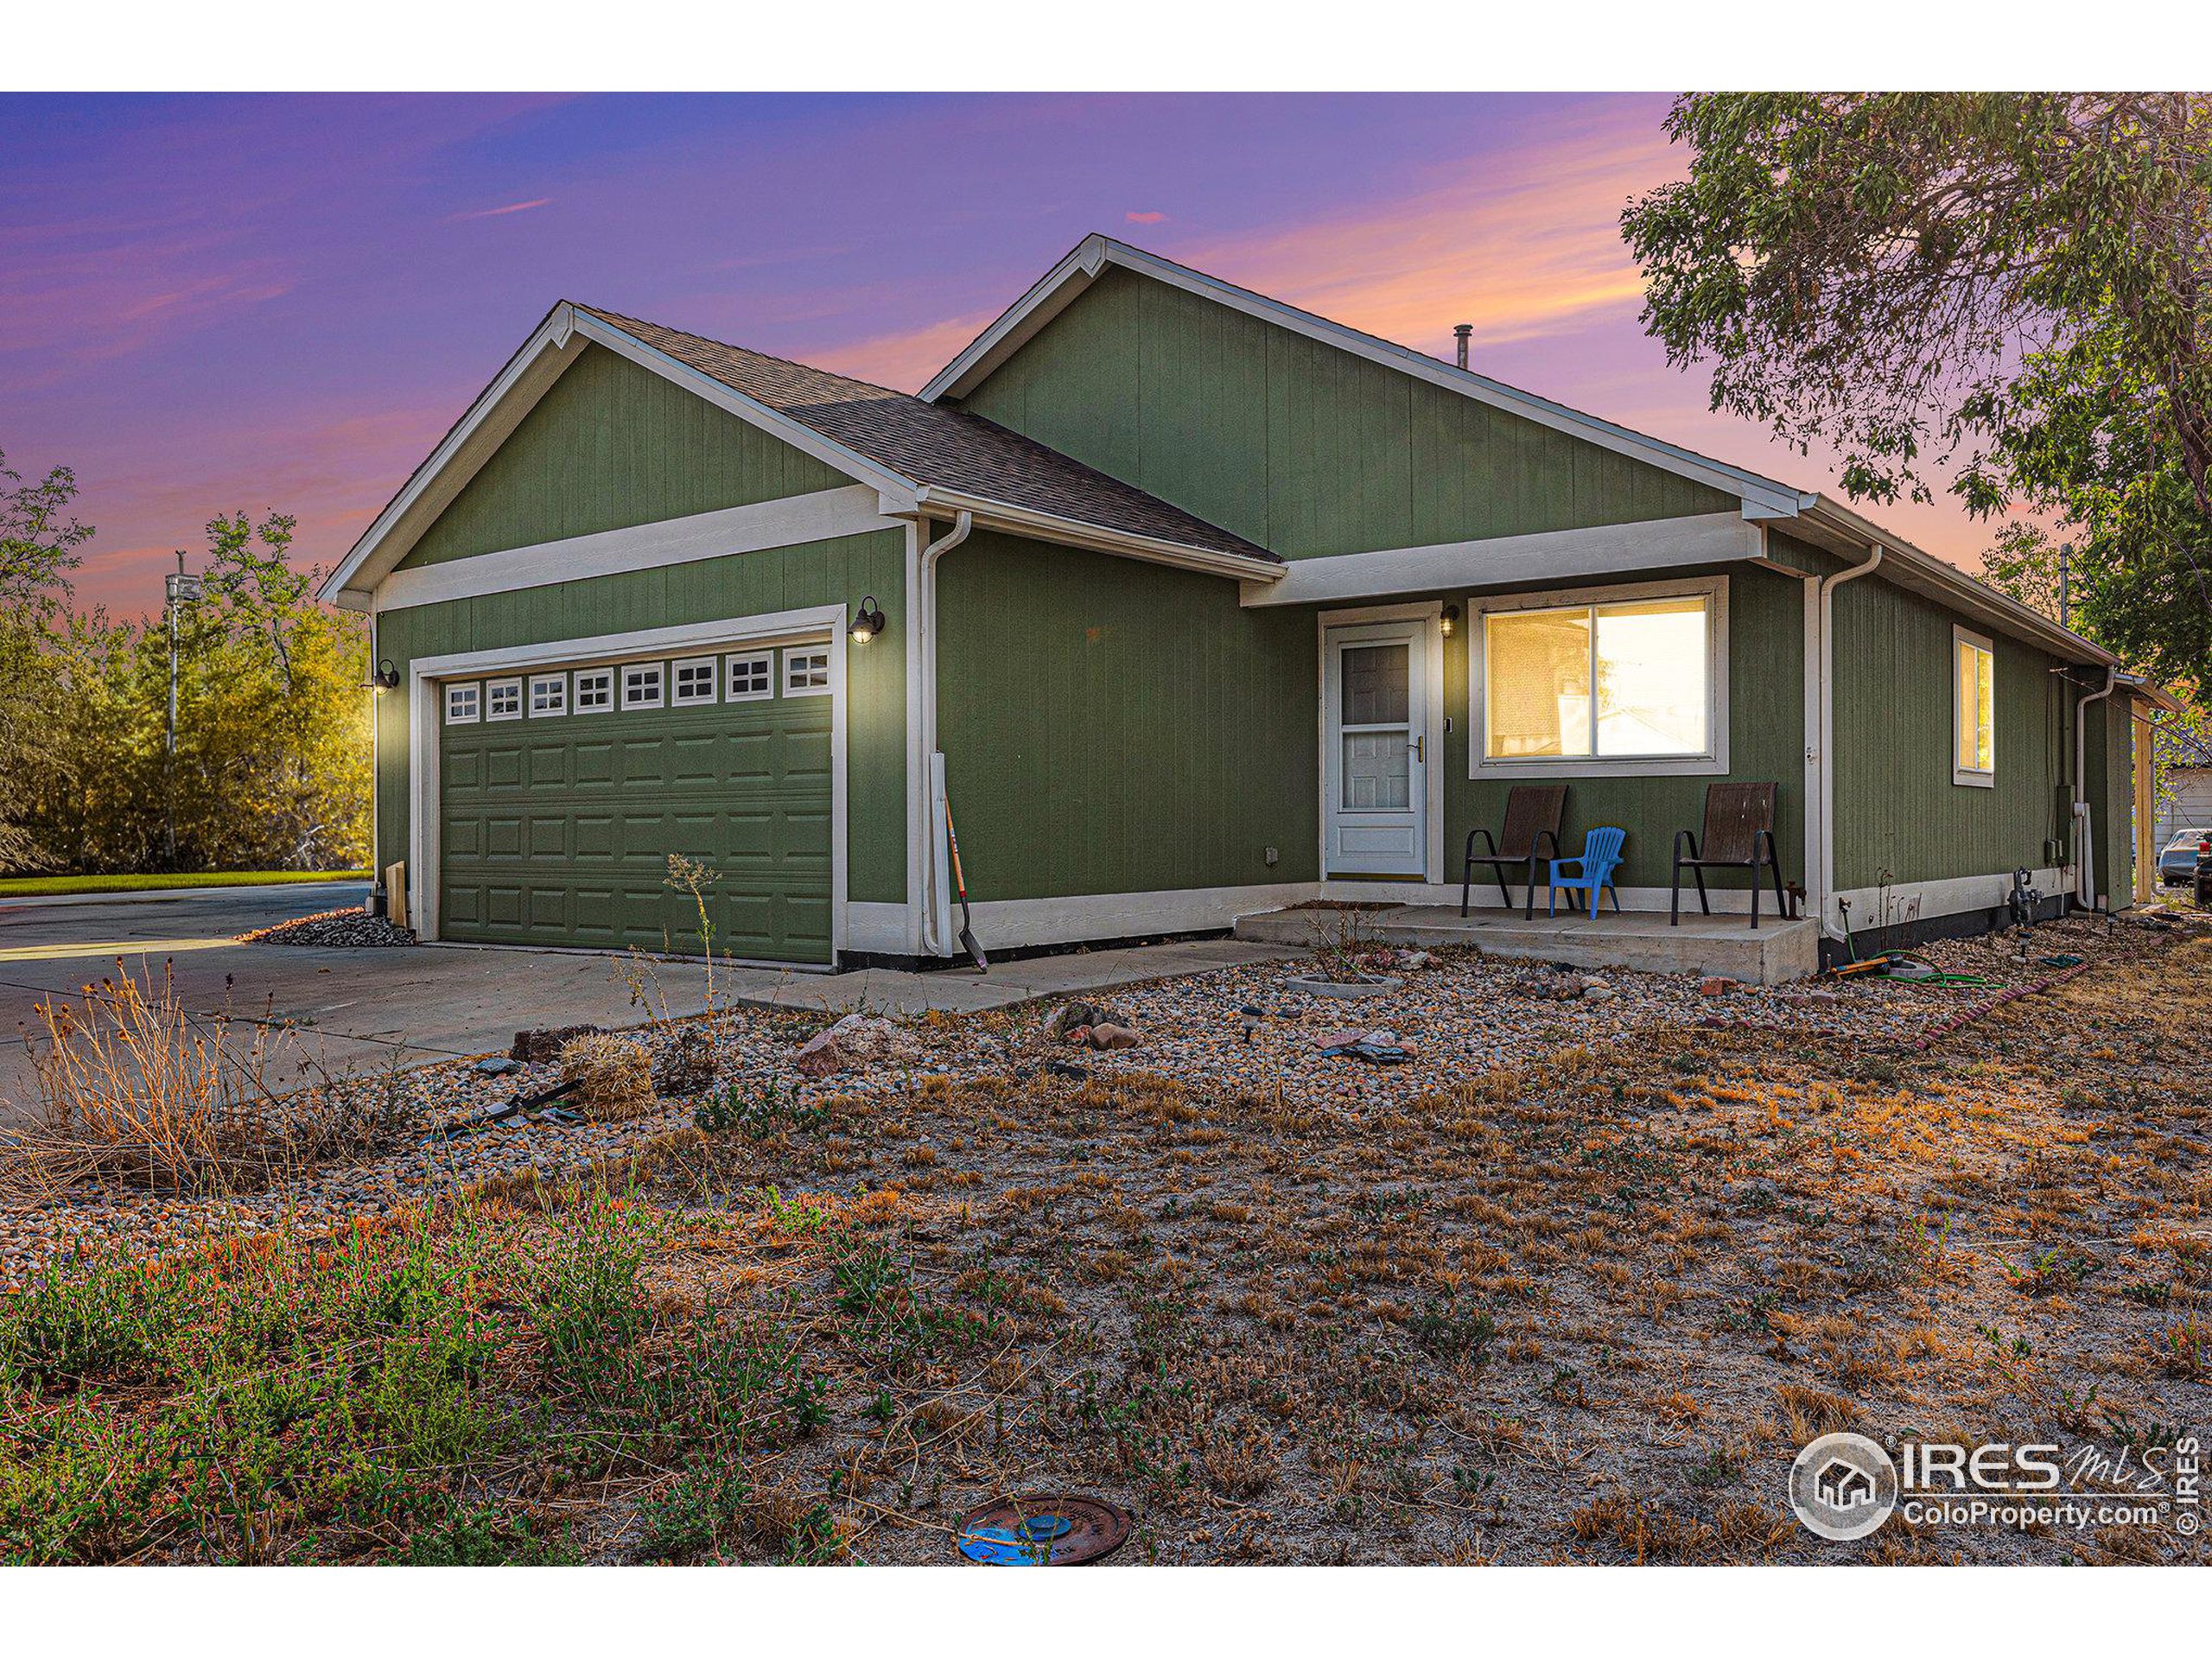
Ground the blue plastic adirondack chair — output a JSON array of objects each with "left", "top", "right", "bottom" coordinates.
[{"left": 1548, "top": 826, "right": 1626, "bottom": 918}]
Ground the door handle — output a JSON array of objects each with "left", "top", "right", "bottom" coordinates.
[{"left": 1413, "top": 734, "right": 1425, "bottom": 764}]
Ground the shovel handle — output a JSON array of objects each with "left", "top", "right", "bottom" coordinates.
[{"left": 945, "top": 802, "right": 970, "bottom": 899}]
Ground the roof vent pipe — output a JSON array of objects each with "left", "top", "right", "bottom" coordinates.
[{"left": 1452, "top": 323, "right": 1472, "bottom": 370}]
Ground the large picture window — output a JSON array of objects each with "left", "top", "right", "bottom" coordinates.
[
  {"left": 1472, "top": 581, "right": 1725, "bottom": 777},
  {"left": 1953, "top": 626, "right": 1996, "bottom": 785}
]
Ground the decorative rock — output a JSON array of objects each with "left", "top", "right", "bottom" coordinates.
[
  {"left": 513, "top": 1024, "right": 604, "bottom": 1063},
  {"left": 1087, "top": 1022, "right": 1141, "bottom": 1051},
  {"left": 792, "top": 1011, "right": 920, "bottom": 1078},
  {"left": 239, "top": 906, "right": 417, "bottom": 948},
  {"left": 1699, "top": 977, "right": 1733, "bottom": 997}
]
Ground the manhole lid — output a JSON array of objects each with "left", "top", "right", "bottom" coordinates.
[{"left": 953, "top": 1494, "right": 1130, "bottom": 1565}]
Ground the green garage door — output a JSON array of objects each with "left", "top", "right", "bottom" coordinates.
[{"left": 437, "top": 645, "right": 834, "bottom": 963}]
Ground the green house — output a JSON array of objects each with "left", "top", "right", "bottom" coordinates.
[{"left": 322, "top": 236, "right": 2164, "bottom": 976}]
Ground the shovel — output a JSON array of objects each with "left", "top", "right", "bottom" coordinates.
[{"left": 944, "top": 796, "right": 988, "bottom": 972}]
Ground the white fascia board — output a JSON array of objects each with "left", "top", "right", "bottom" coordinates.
[
  {"left": 324, "top": 304, "right": 925, "bottom": 610},
  {"left": 918, "top": 236, "right": 1109, "bottom": 404},
  {"left": 921, "top": 235, "right": 1804, "bottom": 518},
  {"left": 1240, "top": 512, "right": 1759, "bottom": 608},
  {"left": 569, "top": 312, "right": 918, "bottom": 510},
  {"left": 909, "top": 486, "right": 1285, "bottom": 582},
  {"left": 371, "top": 485, "right": 894, "bottom": 613},
  {"left": 321, "top": 305, "right": 582, "bottom": 606}
]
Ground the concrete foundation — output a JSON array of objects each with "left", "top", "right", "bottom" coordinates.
[{"left": 1233, "top": 902, "right": 1822, "bottom": 987}]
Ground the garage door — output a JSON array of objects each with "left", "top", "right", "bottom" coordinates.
[{"left": 437, "top": 643, "right": 834, "bottom": 963}]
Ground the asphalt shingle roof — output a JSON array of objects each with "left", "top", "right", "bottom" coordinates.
[{"left": 575, "top": 304, "right": 1273, "bottom": 562}]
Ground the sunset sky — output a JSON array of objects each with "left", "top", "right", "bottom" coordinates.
[{"left": 5, "top": 92, "right": 1999, "bottom": 615}]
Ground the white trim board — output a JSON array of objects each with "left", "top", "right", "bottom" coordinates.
[
  {"left": 1832, "top": 868, "right": 2065, "bottom": 932},
  {"left": 921, "top": 235, "right": 1805, "bottom": 516},
  {"left": 1240, "top": 513, "right": 1759, "bottom": 608},
  {"left": 371, "top": 486, "right": 896, "bottom": 613},
  {"left": 965, "top": 883, "right": 1317, "bottom": 951},
  {"left": 405, "top": 606, "right": 853, "bottom": 952}
]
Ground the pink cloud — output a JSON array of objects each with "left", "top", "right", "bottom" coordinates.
[
  {"left": 446, "top": 197, "right": 552, "bottom": 222},
  {"left": 1125, "top": 210, "right": 1167, "bottom": 225}
]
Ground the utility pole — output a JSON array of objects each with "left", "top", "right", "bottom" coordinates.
[
  {"left": 2059, "top": 541, "right": 2072, "bottom": 631},
  {"left": 163, "top": 553, "right": 204, "bottom": 868}
]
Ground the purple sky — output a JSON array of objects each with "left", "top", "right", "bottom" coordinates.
[{"left": 5, "top": 92, "right": 2000, "bottom": 615}]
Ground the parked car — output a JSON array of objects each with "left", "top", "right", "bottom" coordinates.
[
  {"left": 2160, "top": 829, "right": 2212, "bottom": 886},
  {"left": 2198, "top": 836, "right": 2212, "bottom": 907}
]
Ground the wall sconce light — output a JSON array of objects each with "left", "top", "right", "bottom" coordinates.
[
  {"left": 850, "top": 595, "right": 887, "bottom": 644},
  {"left": 1441, "top": 604, "right": 1461, "bottom": 639},
  {"left": 365, "top": 658, "right": 401, "bottom": 690}
]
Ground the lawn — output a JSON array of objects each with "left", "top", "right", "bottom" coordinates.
[
  {"left": 0, "top": 870, "right": 370, "bottom": 899},
  {"left": 3, "top": 917, "right": 2206, "bottom": 1565}
]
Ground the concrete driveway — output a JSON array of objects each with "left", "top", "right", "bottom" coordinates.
[{"left": 0, "top": 882, "right": 1299, "bottom": 1118}]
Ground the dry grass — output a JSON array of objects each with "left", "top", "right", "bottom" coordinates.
[
  {"left": 3, "top": 963, "right": 398, "bottom": 1199},
  {"left": 558, "top": 1033, "right": 656, "bottom": 1122}
]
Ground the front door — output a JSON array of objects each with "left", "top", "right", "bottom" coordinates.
[{"left": 1324, "top": 621, "right": 1428, "bottom": 876}]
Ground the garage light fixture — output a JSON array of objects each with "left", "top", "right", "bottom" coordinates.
[
  {"left": 365, "top": 658, "right": 401, "bottom": 690},
  {"left": 850, "top": 594, "right": 887, "bottom": 644},
  {"left": 1441, "top": 604, "right": 1460, "bottom": 639}
]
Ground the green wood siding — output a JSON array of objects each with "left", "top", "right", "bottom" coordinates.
[
  {"left": 374, "top": 528, "right": 906, "bottom": 907},
  {"left": 957, "top": 266, "right": 1738, "bottom": 559},
  {"left": 399, "top": 343, "right": 847, "bottom": 569},
  {"left": 440, "top": 672, "right": 830, "bottom": 962},
  {"left": 936, "top": 530, "right": 1319, "bottom": 899},
  {"left": 1831, "top": 576, "right": 2075, "bottom": 893}
]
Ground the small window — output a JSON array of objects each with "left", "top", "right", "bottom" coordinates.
[
  {"left": 783, "top": 646, "right": 831, "bottom": 697},
  {"left": 444, "top": 682, "right": 480, "bottom": 724},
  {"left": 485, "top": 677, "right": 524, "bottom": 721},
  {"left": 573, "top": 668, "right": 614, "bottom": 713},
  {"left": 726, "top": 652, "right": 773, "bottom": 702},
  {"left": 1953, "top": 626, "right": 1996, "bottom": 785},
  {"left": 529, "top": 673, "right": 567, "bottom": 717},
  {"left": 671, "top": 657, "right": 719, "bottom": 705},
  {"left": 621, "top": 662, "right": 665, "bottom": 710}
]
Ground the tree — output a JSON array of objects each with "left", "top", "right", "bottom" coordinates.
[
  {"left": 1622, "top": 93, "right": 2212, "bottom": 686},
  {"left": 0, "top": 454, "right": 372, "bottom": 876}
]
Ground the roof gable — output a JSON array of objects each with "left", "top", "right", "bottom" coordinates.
[
  {"left": 950, "top": 263, "right": 1741, "bottom": 559},
  {"left": 399, "top": 340, "right": 850, "bottom": 571}
]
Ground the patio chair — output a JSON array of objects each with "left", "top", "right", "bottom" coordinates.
[
  {"left": 1670, "top": 782, "right": 1788, "bottom": 930},
  {"left": 1460, "top": 785, "right": 1567, "bottom": 920},
  {"left": 1548, "top": 826, "right": 1626, "bottom": 918}
]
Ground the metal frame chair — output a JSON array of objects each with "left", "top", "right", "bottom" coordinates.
[
  {"left": 1548, "top": 825, "right": 1626, "bottom": 918},
  {"left": 1670, "top": 782, "right": 1788, "bottom": 930},
  {"left": 1461, "top": 785, "right": 1567, "bottom": 920}
]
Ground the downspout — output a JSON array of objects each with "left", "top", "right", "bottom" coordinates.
[
  {"left": 915, "top": 510, "right": 974, "bottom": 956},
  {"left": 1815, "top": 544, "right": 1884, "bottom": 940},
  {"left": 2072, "top": 665, "right": 2117, "bottom": 908}
]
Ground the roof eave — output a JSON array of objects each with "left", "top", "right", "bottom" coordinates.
[
  {"left": 909, "top": 485, "right": 1283, "bottom": 582},
  {"left": 1795, "top": 494, "right": 2125, "bottom": 669}
]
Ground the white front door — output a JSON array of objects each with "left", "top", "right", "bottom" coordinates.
[{"left": 1324, "top": 620, "right": 1428, "bottom": 876}]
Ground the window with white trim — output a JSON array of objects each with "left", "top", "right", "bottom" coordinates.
[
  {"left": 621, "top": 662, "right": 665, "bottom": 709},
  {"left": 444, "top": 682, "right": 480, "bottom": 724},
  {"left": 783, "top": 646, "right": 831, "bottom": 697},
  {"left": 529, "top": 673, "right": 567, "bottom": 716},
  {"left": 1471, "top": 580, "right": 1725, "bottom": 776},
  {"left": 726, "top": 652, "right": 773, "bottom": 702},
  {"left": 671, "top": 656, "right": 719, "bottom": 705},
  {"left": 1953, "top": 626, "right": 1996, "bottom": 785},
  {"left": 485, "top": 677, "right": 523, "bottom": 721},
  {"left": 573, "top": 668, "right": 614, "bottom": 713}
]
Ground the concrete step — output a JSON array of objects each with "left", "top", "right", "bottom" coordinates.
[{"left": 1232, "top": 903, "right": 1820, "bottom": 986}]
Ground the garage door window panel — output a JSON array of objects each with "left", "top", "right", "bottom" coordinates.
[
  {"left": 622, "top": 663, "right": 665, "bottom": 709},
  {"left": 575, "top": 669, "right": 614, "bottom": 713},
  {"left": 672, "top": 657, "right": 719, "bottom": 705}
]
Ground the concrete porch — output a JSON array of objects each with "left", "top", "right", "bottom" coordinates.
[{"left": 1232, "top": 902, "right": 1821, "bottom": 986}]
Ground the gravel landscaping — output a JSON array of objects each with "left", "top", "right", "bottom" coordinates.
[{"left": 5, "top": 912, "right": 2206, "bottom": 1563}]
